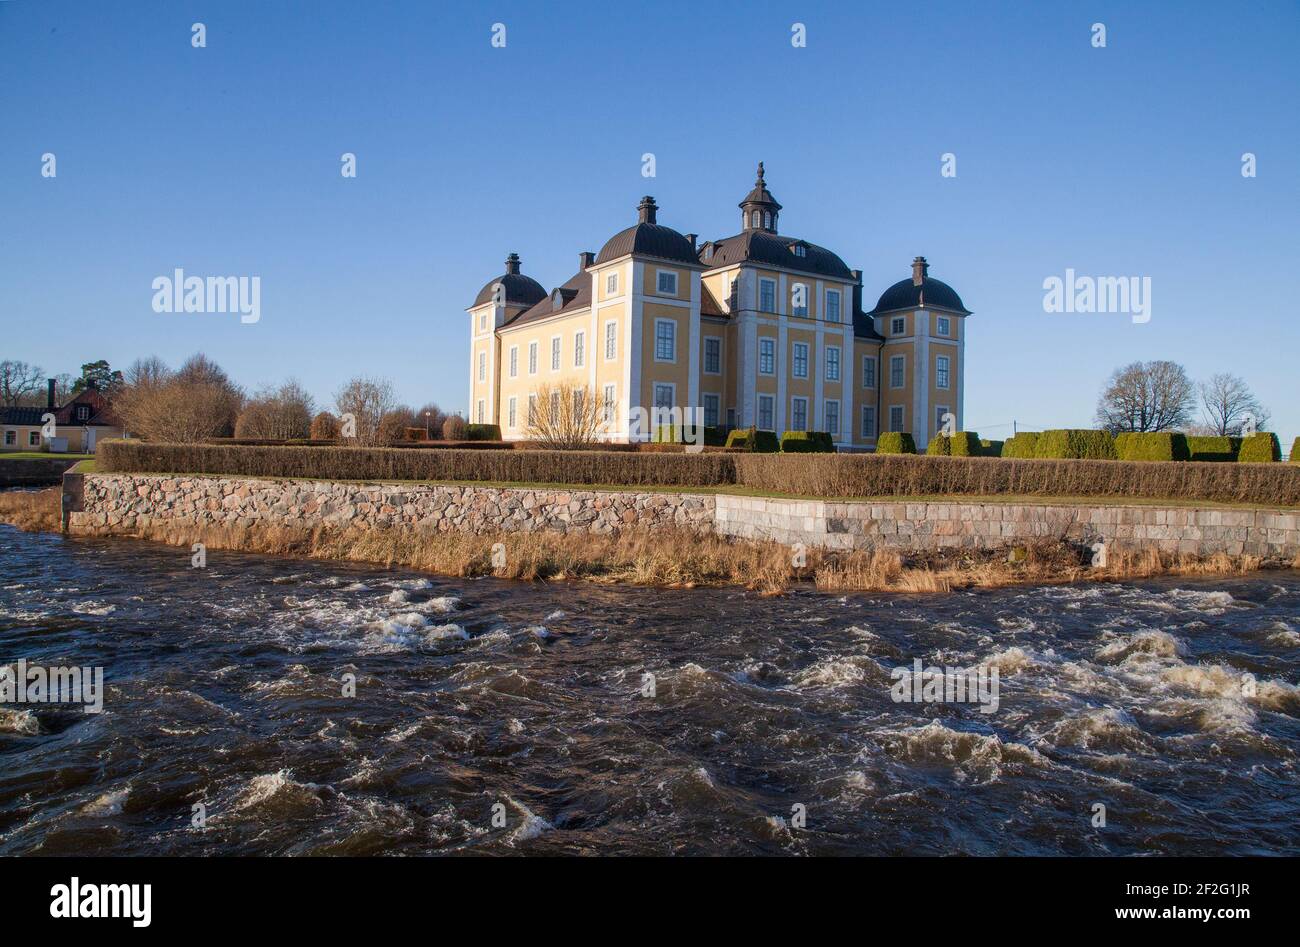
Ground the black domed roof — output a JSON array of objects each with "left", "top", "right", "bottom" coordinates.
[
  {"left": 700, "top": 230, "right": 853, "bottom": 280},
  {"left": 472, "top": 253, "right": 547, "bottom": 308},
  {"left": 595, "top": 196, "right": 699, "bottom": 266},
  {"left": 869, "top": 258, "right": 970, "bottom": 315}
]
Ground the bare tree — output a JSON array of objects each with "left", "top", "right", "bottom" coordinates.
[
  {"left": 378, "top": 405, "right": 419, "bottom": 443},
  {"left": 1094, "top": 360, "right": 1195, "bottom": 433},
  {"left": 415, "top": 402, "right": 448, "bottom": 440},
  {"left": 1198, "top": 372, "right": 1270, "bottom": 435},
  {"left": 334, "top": 377, "right": 396, "bottom": 446},
  {"left": 125, "top": 356, "right": 172, "bottom": 388},
  {"left": 114, "top": 353, "right": 243, "bottom": 442},
  {"left": 235, "top": 380, "right": 315, "bottom": 440},
  {"left": 526, "top": 381, "right": 606, "bottom": 449},
  {"left": 309, "top": 411, "right": 341, "bottom": 440},
  {"left": 0, "top": 360, "right": 44, "bottom": 407}
]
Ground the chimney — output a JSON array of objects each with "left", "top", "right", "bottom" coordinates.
[
  {"left": 637, "top": 195, "right": 658, "bottom": 225},
  {"left": 504, "top": 252, "right": 521, "bottom": 275},
  {"left": 911, "top": 256, "right": 929, "bottom": 286},
  {"left": 47, "top": 378, "right": 56, "bottom": 410},
  {"left": 578, "top": 251, "right": 595, "bottom": 270},
  {"left": 684, "top": 233, "right": 697, "bottom": 253},
  {"left": 850, "top": 270, "right": 863, "bottom": 320}
]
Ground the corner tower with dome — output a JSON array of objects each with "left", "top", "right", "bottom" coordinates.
[{"left": 466, "top": 165, "right": 971, "bottom": 450}]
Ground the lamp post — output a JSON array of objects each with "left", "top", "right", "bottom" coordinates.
[{"left": 424, "top": 411, "right": 431, "bottom": 440}]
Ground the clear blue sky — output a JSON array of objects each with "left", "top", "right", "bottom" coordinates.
[{"left": 3, "top": 0, "right": 1298, "bottom": 444}]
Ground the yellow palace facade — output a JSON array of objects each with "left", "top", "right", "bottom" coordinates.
[{"left": 467, "top": 165, "right": 971, "bottom": 450}]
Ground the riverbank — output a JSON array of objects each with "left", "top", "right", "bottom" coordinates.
[{"left": 4, "top": 486, "right": 1294, "bottom": 594}]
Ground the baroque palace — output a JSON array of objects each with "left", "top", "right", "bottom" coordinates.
[{"left": 467, "top": 164, "right": 970, "bottom": 450}]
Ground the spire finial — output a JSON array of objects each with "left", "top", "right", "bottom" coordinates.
[{"left": 756, "top": 161, "right": 765, "bottom": 185}]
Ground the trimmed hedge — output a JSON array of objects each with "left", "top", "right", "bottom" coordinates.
[
  {"left": 1238, "top": 432, "right": 1281, "bottom": 463},
  {"left": 876, "top": 432, "right": 916, "bottom": 455},
  {"left": 1034, "top": 429, "right": 1117, "bottom": 460},
  {"left": 465, "top": 424, "right": 502, "bottom": 442},
  {"left": 1186, "top": 436, "right": 1241, "bottom": 463},
  {"left": 926, "top": 431, "right": 981, "bottom": 457},
  {"left": 980, "top": 439, "right": 1004, "bottom": 458},
  {"left": 925, "top": 435, "right": 950, "bottom": 456},
  {"left": 1002, "top": 433, "right": 1039, "bottom": 459},
  {"left": 97, "top": 440, "right": 1300, "bottom": 505},
  {"left": 780, "top": 431, "right": 835, "bottom": 453},
  {"left": 1292, "top": 437, "right": 1300, "bottom": 463},
  {"left": 1114, "top": 432, "right": 1190, "bottom": 462},
  {"left": 724, "top": 427, "right": 780, "bottom": 453}
]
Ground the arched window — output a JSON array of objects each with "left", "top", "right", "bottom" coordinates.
[
  {"left": 763, "top": 212, "right": 771, "bottom": 229},
  {"left": 752, "top": 210, "right": 760, "bottom": 228}
]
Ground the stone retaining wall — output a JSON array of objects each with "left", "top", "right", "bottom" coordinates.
[
  {"left": 714, "top": 495, "right": 1300, "bottom": 557},
  {"left": 65, "top": 473, "right": 1300, "bottom": 558},
  {"left": 67, "top": 474, "right": 714, "bottom": 537}
]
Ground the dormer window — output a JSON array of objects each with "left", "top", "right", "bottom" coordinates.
[
  {"left": 792, "top": 244, "right": 806, "bottom": 258},
  {"left": 552, "top": 289, "right": 564, "bottom": 311},
  {"left": 703, "top": 244, "right": 713, "bottom": 262},
  {"left": 76, "top": 405, "right": 90, "bottom": 422}
]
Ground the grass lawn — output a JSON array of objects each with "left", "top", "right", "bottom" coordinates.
[{"left": 1, "top": 452, "right": 93, "bottom": 462}]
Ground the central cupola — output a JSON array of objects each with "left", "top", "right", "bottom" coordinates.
[{"left": 739, "top": 162, "right": 782, "bottom": 233}]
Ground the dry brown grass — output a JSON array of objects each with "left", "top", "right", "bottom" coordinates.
[
  {"left": 58, "top": 511, "right": 1286, "bottom": 595},
  {"left": 0, "top": 489, "right": 61, "bottom": 533}
]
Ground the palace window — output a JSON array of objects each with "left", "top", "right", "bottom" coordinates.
[
  {"left": 606, "top": 272, "right": 618, "bottom": 294},
  {"left": 759, "top": 279, "right": 776, "bottom": 313},
  {"left": 936, "top": 405, "right": 950, "bottom": 434},
  {"left": 656, "top": 270, "right": 678, "bottom": 295},
  {"left": 551, "top": 336, "right": 561, "bottom": 371},
  {"left": 703, "top": 393, "right": 720, "bottom": 428},
  {"left": 478, "top": 352, "right": 486, "bottom": 382},
  {"left": 551, "top": 391, "right": 561, "bottom": 420},
  {"left": 825, "top": 400, "right": 840, "bottom": 435},
  {"left": 936, "top": 316, "right": 950, "bottom": 336},
  {"left": 605, "top": 321, "right": 617, "bottom": 360},
  {"left": 792, "top": 342, "right": 809, "bottom": 379},
  {"left": 763, "top": 211, "right": 771, "bottom": 229},
  {"left": 603, "top": 384, "right": 617, "bottom": 424},
  {"left": 791, "top": 397, "right": 808, "bottom": 431},
  {"left": 757, "top": 395, "right": 775, "bottom": 431},
  {"left": 825, "top": 346, "right": 841, "bottom": 382},
  {"left": 479, "top": 312, "right": 487, "bottom": 332},
  {"left": 862, "top": 355, "right": 876, "bottom": 388},
  {"left": 890, "top": 355, "right": 905, "bottom": 388},
  {"left": 654, "top": 319, "right": 676, "bottom": 361},
  {"left": 704, "top": 337, "right": 721, "bottom": 375},
  {"left": 891, "top": 317, "right": 906, "bottom": 335},
  {"left": 752, "top": 211, "right": 761, "bottom": 228},
  {"left": 825, "top": 289, "right": 841, "bottom": 322},
  {"left": 574, "top": 330, "right": 585, "bottom": 368},
  {"left": 861, "top": 405, "right": 876, "bottom": 438},
  {"left": 508, "top": 397, "right": 517, "bottom": 429},
  {"left": 654, "top": 383, "right": 675, "bottom": 411},
  {"left": 476, "top": 400, "right": 485, "bottom": 424},
  {"left": 792, "top": 244, "right": 806, "bottom": 258},
  {"left": 889, "top": 405, "right": 905, "bottom": 432},
  {"left": 792, "top": 282, "right": 808, "bottom": 317},
  {"left": 509, "top": 346, "right": 518, "bottom": 378},
  {"left": 528, "top": 394, "right": 537, "bottom": 425},
  {"left": 936, "top": 355, "right": 950, "bottom": 389},
  {"left": 759, "top": 338, "right": 775, "bottom": 375}
]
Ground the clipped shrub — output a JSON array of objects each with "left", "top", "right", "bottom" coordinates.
[
  {"left": 1186, "top": 435, "right": 1242, "bottom": 463},
  {"left": 1002, "top": 433, "right": 1039, "bottom": 459},
  {"left": 949, "top": 431, "right": 982, "bottom": 457},
  {"left": 96, "top": 440, "right": 1300, "bottom": 505},
  {"left": 1033, "top": 429, "right": 1116, "bottom": 460},
  {"left": 876, "top": 432, "right": 916, "bottom": 455},
  {"left": 781, "top": 431, "right": 834, "bottom": 453},
  {"left": 1114, "top": 432, "right": 1190, "bottom": 462},
  {"left": 926, "top": 435, "right": 950, "bottom": 456},
  {"left": 705, "top": 426, "right": 727, "bottom": 447},
  {"left": 1291, "top": 437, "right": 1300, "bottom": 463},
  {"left": 1237, "top": 432, "right": 1280, "bottom": 463},
  {"left": 465, "top": 424, "right": 502, "bottom": 442},
  {"left": 724, "top": 427, "right": 779, "bottom": 453},
  {"left": 442, "top": 415, "right": 467, "bottom": 441},
  {"left": 980, "top": 439, "right": 1004, "bottom": 458}
]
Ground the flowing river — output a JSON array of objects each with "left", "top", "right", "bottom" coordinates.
[{"left": 2, "top": 525, "right": 1298, "bottom": 855}]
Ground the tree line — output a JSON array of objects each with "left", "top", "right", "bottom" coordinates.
[{"left": 1094, "top": 361, "right": 1271, "bottom": 436}]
